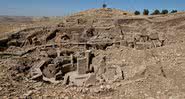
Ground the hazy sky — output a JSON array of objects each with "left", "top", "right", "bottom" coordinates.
[{"left": 0, "top": 0, "right": 184, "bottom": 16}]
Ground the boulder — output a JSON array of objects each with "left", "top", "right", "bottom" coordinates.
[
  {"left": 0, "top": 36, "right": 10, "bottom": 47},
  {"left": 42, "top": 64, "right": 59, "bottom": 78},
  {"left": 63, "top": 71, "right": 96, "bottom": 86},
  {"left": 102, "top": 64, "right": 124, "bottom": 83},
  {"left": 123, "top": 64, "right": 146, "bottom": 80},
  {"left": 30, "top": 58, "right": 52, "bottom": 80},
  {"left": 149, "top": 32, "right": 159, "bottom": 40},
  {"left": 7, "top": 39, "right": 22, "bottom": 47}
]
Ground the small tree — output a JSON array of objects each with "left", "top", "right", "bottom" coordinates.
[
  {"left": 161, "top": 9, "right": 168, "bottom": 14},
  {"left": 134, "top": 11, "right": 140, "bottom": 15},
  {"left": 171, "top": 10, "right": 177, "bottom": 13},
  {"left": 143, "top": 9, "right": 149, "bottom": 15},
  {"left": 102, "top": 4, "right": 107, "bottom": 8},
  {"left": 151, "top": 9, "right": 160, "bottom": 15}
]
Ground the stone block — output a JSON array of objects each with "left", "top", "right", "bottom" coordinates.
[
  {"left": 42, "top": 64, "right": 58, "bottom": 78},
  {"left": 74, "top": 74, "right": 90, "bottom": 86},
  {"left": 30, "top": 59, "right": 52, "bottom": 80},
  {"left": 85, "top": 73, "right": 97, "bottom": 86},
  {"left": 62, "top": 63, "right": 75, "bottom": 74},
  {"left": 46, "top": 49, "right": 57, "bottom": 58},
  {"left": 135, "top": 42, "right": 152, "bottom": 50},
  {"left": 149, "top": 33, "right": 159, "bottom": 40},
  {"left": 120, "top": 40, "right": 128, "bottom": 46},
  {"left": 70, "top": 54, "right": 74, "bottom": 67},
  {"left": 102, "top": 65, "right": 124, "bottom": 83},
  {"left": 114, "top": 42, "right": 120, "bottom": 48},
  {"left": 103, "top": 67, "right": 117, "bottom": 81},
  {"left": 7, "top": 40, "right": 22, "bottom": 47},
  {"left": 72, "top": 33, "right": 81, "bottom": 42},
  {"left": 77, "top": 58, "right": 87, "bottom": 75},
  {"left": 77, "top": 18, "right": 87, "bottom": 24},
  {"left": 85, "top": 50, "right": 92, "bottom": 71},
  {"left": 64, "top": 71, "right": 94, "bottom": 86},
  {"left": 123, "top": 64, "right": 146, "bottom": 80},
  {"left": 153, "top": 40, "right": 162, "bottom": 47}
]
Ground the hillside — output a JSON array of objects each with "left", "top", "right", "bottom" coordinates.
[
  {"left": 0, "top": 8, "right": 185, "bottom": 98},
  {"left": 0, "top": 16, "right": 64, "bottom": 35}
]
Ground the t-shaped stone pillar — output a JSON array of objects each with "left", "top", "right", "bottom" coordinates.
[
  {"left": 85, "top": 50, "right": 92, "bottom": 72},
  {"left": 70, "top": 54, "right": 74, "bottom": 67},
  {"left": 77, "top": 58, "right": 87, "bottom": 75},
  {"left": 77, "top": 50, "right": 92, "bottom": 75}
]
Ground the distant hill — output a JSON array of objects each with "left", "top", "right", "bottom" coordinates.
[
  {"left": 66, "top": 8, "right": 133, "bottom": 20},
  {"left": 0, "top": 16, "right": 33, "bottom": 23}
]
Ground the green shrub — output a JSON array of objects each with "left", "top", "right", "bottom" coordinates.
[
  {"left": 151, "top": 9, "right": 160, "bottom": 15},
  {"left": 143, "top": 9, "right": 149, "bottom": 15},
  {"left": 102, "top": 4, "right": 107, "bottom": 8},
  {"left": 171, "top": 10, "right": 177, "bottom": 13},
  {"left": 134, "top": 11, "right": 140, "bottom": 15},
  {"left": 161, "top": 9, "right": 168, "bottom": 14}
]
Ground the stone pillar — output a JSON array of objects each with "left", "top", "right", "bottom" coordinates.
[
  {"left": 77, "top": 58, "right": 87, "bottom": 75},
  {"left": 70, "top": 54, "right": 74, "bottom": 67},
  {"left": 85, "top": 50, "right": 91, "bottom": 71},
  {"left": 84, "top": 43, "right": 87, "bottom": 50},
  {"left": 56, "top": 48, "right": 61, "bottom": 57},
  {"left": 73, "top": 33, "right": 80, "bottom": 42}
]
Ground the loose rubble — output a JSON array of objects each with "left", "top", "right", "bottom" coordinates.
[{"left": 1, "top": 8, "right": 185, "bottom": 98}]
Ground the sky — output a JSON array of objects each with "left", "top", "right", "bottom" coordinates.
[{"left": 0, "top": 0, "right": 184, "bottom": 16}]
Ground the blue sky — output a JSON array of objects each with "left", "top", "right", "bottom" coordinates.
[{"left": 0, "top": 0, "right": 184, "bottom": 16}]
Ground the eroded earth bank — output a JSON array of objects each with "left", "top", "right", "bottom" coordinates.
[{"left": 1, "top": 8, "right": 185, "bottom": 99}]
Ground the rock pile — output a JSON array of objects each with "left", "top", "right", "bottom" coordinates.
[{"left": 1, "top": 8, "right": 185, "bottom": 98}]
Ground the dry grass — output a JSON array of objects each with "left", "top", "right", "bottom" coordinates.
[{"left": 0, "top": 16, "right": 65, "bottom": 39}]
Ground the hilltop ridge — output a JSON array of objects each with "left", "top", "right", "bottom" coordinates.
[{"left": 1, "top": 8, "right": 185, "bottom": 98}]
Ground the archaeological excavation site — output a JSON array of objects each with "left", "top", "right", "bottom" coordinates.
[{"left": 1, "top": 8, "right": 185, "bottom": 98}]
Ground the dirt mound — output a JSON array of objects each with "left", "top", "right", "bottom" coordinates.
[
  {"left": 74, "top": 8, "right": 133, "bottom": 18},
  {"left": 0, "top": 8, "right": 185, "bottom": 98}
]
